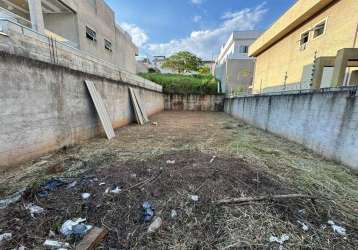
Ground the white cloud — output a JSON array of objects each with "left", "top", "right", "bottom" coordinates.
[
  {"left": 121, "top": 22, "right": 149, "bottom": 47},
  {"left": 193, "top": 15, "right": 202, "bottom": 23},
  {"left": 191, "top": 0, "right": 204, "bottom": 5},
  {"left": 145, "top": 3, "right": 267, "bottom": 59}
]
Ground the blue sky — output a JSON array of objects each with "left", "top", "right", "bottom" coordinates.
[{"left": 105, "top": 0, "right": 295, "bottom": 59}]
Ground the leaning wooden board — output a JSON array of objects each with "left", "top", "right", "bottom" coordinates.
[
  {"left": 133, "top": 90, "right": 149, "bottom": 123},
  {"left": 129, "top": 87, "right": 145, "bottom": 125},
  {"left": 85, "top": 80, "right": 116, "bottom": 140}
]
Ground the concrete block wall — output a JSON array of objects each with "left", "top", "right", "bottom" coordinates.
[
  {"left": 165, "top": 94, "right": 224, "bottom": 112},
  {"left": 0, "top": 52, "right": 164, "bottom": 168},
  {"left": 225, "top": 89, "right": 358, "bottom": 170}
]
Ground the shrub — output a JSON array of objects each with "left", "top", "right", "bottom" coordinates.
[{"left": 139, "top": 73, "right": 219, "bottom": 95}]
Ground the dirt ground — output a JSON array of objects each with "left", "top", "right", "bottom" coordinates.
[{"left": 0, "top": 111, "right": 357, "bottom": 249}]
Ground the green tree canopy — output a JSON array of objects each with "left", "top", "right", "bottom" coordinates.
[{"left": 161, "top": 51, "right": 203, "bottom": 74}]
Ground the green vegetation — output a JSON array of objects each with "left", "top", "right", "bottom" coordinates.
[
  {"left": 161, "top": 51, "right": 202, "bottom": 73},
  {"left": 139, "top": 73, "right": 219, "bottom": 95}
]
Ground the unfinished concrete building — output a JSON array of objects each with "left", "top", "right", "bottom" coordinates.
[
  {"left": 214, "top": 31, "right": 261, "bottom": 94},
  {"left": 0, "top": 0, "right": 138, "bottom": 73},
  {"left": 249, "top": 0, "right": 358, "bottom": 94}
]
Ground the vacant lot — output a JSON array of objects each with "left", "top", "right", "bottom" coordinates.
[{"left": 0, "top": 111, "right": 357, "bottom": 249}]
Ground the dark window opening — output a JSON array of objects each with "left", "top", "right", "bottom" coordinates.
[
  {"left": 86, "top": 26, "right": 97, "bottom": 41},
  {"left": 313, "top": 21, "right": 326, "bottom": 38},
  {"left": 300, "top": 31, "right": 309, "bottom": 50},
  {"left": 239, "top": 45, "right": 249, "bottom": 53},
  {"left": 104, "top": 39, "right": 112, "bottom": 52}
]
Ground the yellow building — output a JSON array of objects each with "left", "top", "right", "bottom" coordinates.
[{"left": 249, "top": 0, "right": 358, "bottom": 94}]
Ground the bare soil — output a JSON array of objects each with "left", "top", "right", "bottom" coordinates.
[{"left": 0, "top": 111, "right": 357, "bottom": 249}]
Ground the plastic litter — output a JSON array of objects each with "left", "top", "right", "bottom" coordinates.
[
  {"left": 43, "top": 239, "right": 70, "bottom": 249},
  {"left": 67, "top": 181, "right": 77, "bottom": 189},
  {"left": 171, "top": 209, "right": 177, "bottom": 219},
  {"left": 99, "top": 182, "right": 106, "bottom": 186},
  {"left": 152, "top": 122, "right": 158, "bottom": 126},
  {"left": 25, "top": 203, "right": 44, "bottom": 217},
  {"left": 148, "top": 217, "right": 162, "bottom": 233},
  {"left": 38, "top": 179, "right": 67, "bottom": 197},
  {"left": 110, "top": 187, "right": 122, "bottom": 194},
  {"left": 297, "top": 220, "right": 309, "bottom": 231},
  {"left": 0, "top": 188, "right": 25, "bottom": 209},
  {"left": 328, "top": 220, "right": 346, "bottom": 236},
  {"left": 210, "top": 156, "right": 217, "bottom": 163},
  {"left": 166, "top": 160, "right": 175, "bottom": 164},
  {"left": 60, "top": 218, "right": 92, "bottom": 236},
  {"left": 143, "top": 201, "right": 155, "bottom": 222},
  {"left": 81, "top": 193, "right": 91, "bottom": 200},
  {"left": 270, "top": 234, "right": 289, "bottom": 250},
  {"left": 0, "top": 233, "right": 12, "bottom": 242},
  {"left": 190, "top": 195, "right": 199, "bottom": 202},
  {"left": 12, "top": 245, "right": 26, "bottom": 250}
]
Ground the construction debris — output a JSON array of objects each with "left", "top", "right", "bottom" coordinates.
[
  {"left": 85, "top": 80, "right": 115, "bottom": 140},
  {"left": 75, "top": 227, "right": 107, "bottom": 250},
  {"left": 214, "top": 194, "right": 314, "bottom": 205},
  {"left": 148, "top": 217, "right": 162, "bottom": 233}
]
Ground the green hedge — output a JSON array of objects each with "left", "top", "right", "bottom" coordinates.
[{"left": 139, "top": 73, "right": 219, "bottom": 95}]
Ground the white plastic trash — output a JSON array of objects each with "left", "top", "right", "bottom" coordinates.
[
  {"left": 166, "top": 160, "right": 175, "bottom": 164},
  {"left": 191, "top": 195, "right": 199, "bottom": 202},
  {"left": 148, "top": 217, "right": 162, "bottom": 233},
  {"left": 0, "top": 233, "right": 12, "bottom": 242},
  {"left": 81, "top": 193, "right": 91, "bottom": 200},
  {"left": 43, "top": 239, "right": 70, "bottom": 249},
  {"left": 328, "top": 220, "right": 346, "bottom": 236},
  {"left": 25, "top": 203, "right": 44, "bottom": 217},
  {"left": 60, "top": 218, "right": 92, "bottom": 236}
]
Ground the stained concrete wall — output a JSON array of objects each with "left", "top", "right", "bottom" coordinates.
[
  {"left": 165, "top": 94, "right": 224, "bottom": 111},
  {"left": 225, "top": 88, "right": 358, "bottom": 170},
  {"left": 0, "top": 52, "right": 164, "bottom": 169}
]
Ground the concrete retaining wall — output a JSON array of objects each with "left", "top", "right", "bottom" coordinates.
[
  {"left": 0, "top": 53, "right": 164, "bottom": 168},
  {"left": 225, "top": 89, "right": 358, "bottom": 170},
  {"left": 165, "top": 94, "right": 224, "bottom": 111}
]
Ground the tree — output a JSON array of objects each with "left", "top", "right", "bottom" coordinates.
[
  {"left": 198, "top": 65, "right": 211, "bottom": 75},
  {"left": 161, "top": 51, "right": 203, "bottom": 74}
]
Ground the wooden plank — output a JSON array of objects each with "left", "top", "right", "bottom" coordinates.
[
  {"left": 129, "top": 87, "right": 144, "bottom": 125},
  {"left": 133, "top": 90, "right": 149, "bottom": 123},
  {"left": 75, "top": 227, "right": 107, "bottom": 250},
  {"left": 85, "top": 80, "right": 115, "bottom": 140}
]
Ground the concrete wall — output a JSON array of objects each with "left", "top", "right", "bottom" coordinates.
[
  {"left": 0, "top": 52, "right": 164, "bottom": 169},
  {"left": 251, "top": 0, "right": 358, "bottom": 93},
  {"left": 224, "top": 88, "right": 358, "bottom": 170},
  {"left": 165, "top": 94, "right": 224, "bottom": 112}
]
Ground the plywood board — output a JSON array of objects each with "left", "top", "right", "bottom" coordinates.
[
  {"left": 129, "top": 87, "right": 145, "bottom": 125},
  {"left": 75, "top": 227, "right": 107, "bottom": 250},
  {"left": 133, "top": 90, "right": 149, "bottom": 123},
  {"left": 85, "top": 80, "right": 115, "bottom": 140}
]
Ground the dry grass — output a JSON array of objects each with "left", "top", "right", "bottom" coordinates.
[{"left": 0, "top": 111, "right": 357, "bottom": 249}]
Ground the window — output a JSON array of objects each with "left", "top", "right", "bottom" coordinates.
[
  {"left": 300, "top": 31, "right": 310, "bottom": 50},
  {"left": 86, "top": 26, "right": 96, "bottom": 41},
  {"left": 313, "top": 20, "right": 326, "bottom": 38},
  {"left": 104, "top": 39, "right": 112, "bottom": 52},
  {"left": 239, "top": 45, "right": 249, "bottom": 53}
]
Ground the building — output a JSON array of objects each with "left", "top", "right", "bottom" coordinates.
[
  {"left": 0, "top": 0, "right": 138, "bottom": 73},
  {"left": 214, "top": 31, "right": 261, "bottom": 94},
  {"left": 249, "top": 0, "right": 358, "bottom": 94},
  {"left": 136, "top": 57, "right": 156, "bottom": 74}
]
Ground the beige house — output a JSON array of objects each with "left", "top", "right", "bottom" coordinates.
[
  {"left": 0, "top": 0, "right": 138, "bottom": 73},
  {"left": 249, "top": 0, "right": 358, "bottom": 94}
]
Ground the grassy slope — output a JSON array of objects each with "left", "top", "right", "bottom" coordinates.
[{"left": 139, "top": 73, "right": 219, "bottom": 95}]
